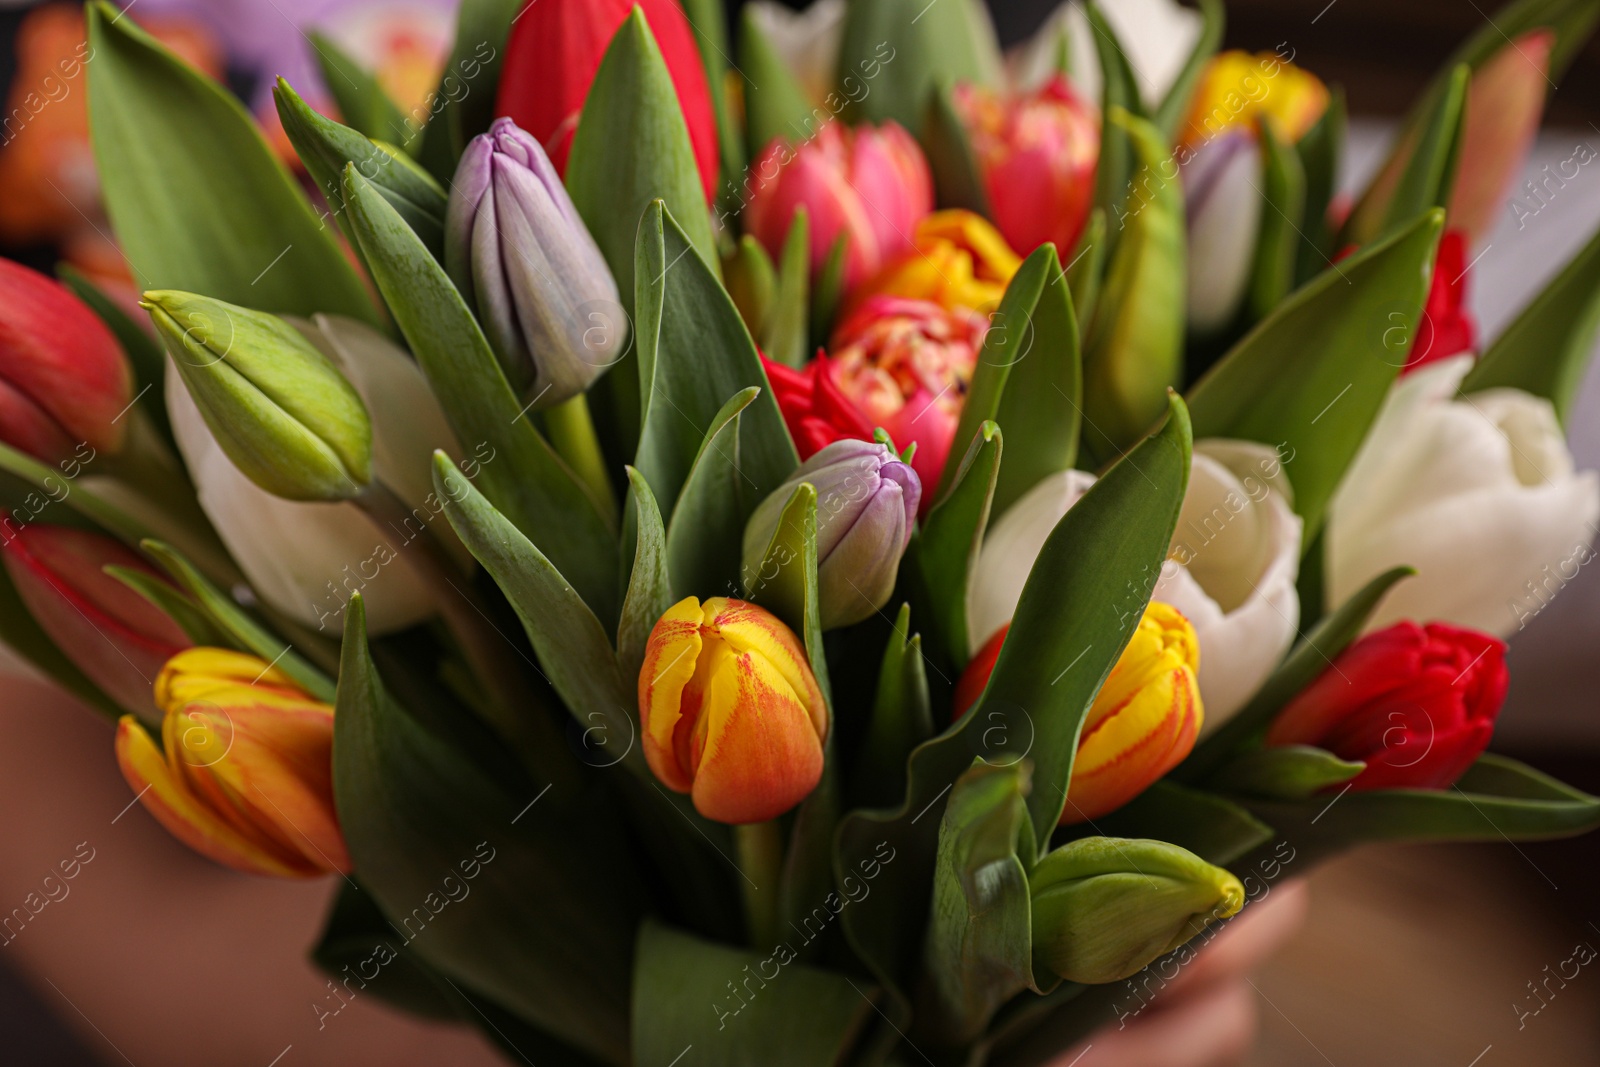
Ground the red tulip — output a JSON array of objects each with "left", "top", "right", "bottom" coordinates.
[
  {"left": 0, "top": 520, "right": 192, "bottom": 715},
  {"left": 1407, "top": 230, "right": 1478, "bottom": 372},
  {"left": 1266, "top": 622, "right": 1507, "bottom": 791},
  {"left": 0, "top": 257, "right": 132, "bottom": 464},
  {"left": 761, "top": 351, "right": 875, "bottom": 465},
  {"left": 495, "top": 0, "right": 719, "bottom": 202},
  {"left": 744, "top": 122, "right": 934, "bottom": 291},
  {"left": 953, "top": 74, "right": 1099, "bottom": 258}
]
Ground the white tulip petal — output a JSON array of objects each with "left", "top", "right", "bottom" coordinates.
[
  {"left": 1184, "top": 135, "right": 1262, "bottom": 335},
  {"left": 1059, "top": 0, "right": 1203, "bottom": 106}
]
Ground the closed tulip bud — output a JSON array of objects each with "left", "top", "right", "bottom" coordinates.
[
  {"left": 743, "top": 439, "right": 921, "bottom": 629},
  {"left": 445, "top": 118, "right": 627, "bottom": 405},
  {"left": 1183, "top": 130, "right": 1261, "bottom": 335},
  {"left": 115, "top": 648, "right": 350, "bottom": 878},
  {"left": 955, "top": 602, "right": 1203, "bottom": 823},
  {"left": 143, "top": 291, "right": 372, "bottom": 502},
  {"left": 1267, "top": 622, "right": 1507, "bottom": 791},
  {"left": 953, "top": 74, "right": 1099, "bottom": 258},
  {"left": 1031, "top": 836, "right": 1245, "bottom": 985},
  {"left": 496, "top": 0, "right": 719, "bottom": 201},
  {"left": 847, "top": 209, "right": 1022, "bottom": 316},
  {"left": 638, "top": 597, "right": 827, "bottom": 823},
  {"left": 744, "top": 122, "right": 934, "bottom": 291},
  {"left": 0, "top": 520, "right": 192, "bottom": 715},
  {"left": 0, "top": 257, "right": 133, "bottom": 464}
]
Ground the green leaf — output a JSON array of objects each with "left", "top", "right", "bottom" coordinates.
[
  {"left": 1211, "top": 745, "right": 1365, "bottom": 801},
  {"left": 992, "top": 261, "right": 1081, "bottom": 516},
  {"left": 923, "top": 760, "right": 1036, "bottom": 1045},
  {"left": 726, "top": 236, "right": 777, "bottom": 339},
  {"left": 737, "top": 4, "right": 816, "bottom": 159},
  {"left": 852, "top": 603, "right": 934, "bottom": 810},
  {"left": 58, "top": 266, "right": 174, "bottom": 449},
  {"left": 924, "top": 82, "right": 991, "bottom": 215},
  {"left": 835, "top": 396, "right": 1192, "bottom": 1004},
  {"left": 837, "top": 0, "right": 995, "bottom": 130},
  {"left": 414, "top": 0, "right": 518, "bottom": 183},
  {"left": 1342, "top": 63, "right": 1468, "bottom": 246},
  {"left": 1151, "top": 0, "right": 1225, "bottom": 143},
  {"left": 680, "top": 0, "right": 746, "bottom": 215},
  {"left": 85, "top": 3, "right": 377, "bottom": 325},
  {"left": 309, "top": 31, "right": 410, "bottom": 146},
  {"left": 1176, "top": 565, "right": 1415, "bottom": 785},
  {"left": 1461, "top": 216, "right": 1600, "bottom": 423},
  {"left": 811, "top": 233, "right": 850, "bottom": 349},
  {"left": 634, "top": 201, "right": 798, "bottom": 522},
  {"left": 666, "top": 389, "right": 760, "bottom": 601},
  {"left": 274, "top": 79, "right": 448, "bottom": 261},
  {"left": 744, "top": 483, "right": 830, "bottom": 701},
  {"left": 1086, "top": 2, "right": 1144, "bottom": 247},
  {"left": 310, "top": 881, "right": 461, "bottom": 1022},
  {"left": 1090, "top": 782, "right": 1273, "bottom": 866},
  {"left": 1066, "top": 209, "right": 1107, "bottom": 332},
  {"left": 631, "top": 922, "right": 877, "bottom": 1066},
  {"left": 1083, "top": 108, "right": 1185, "bottom": 463},
  {"left": 342, "top": 165, "right": 620, "bottom": 623},
  {"left": 761, "top": 209, "right": 812, "bottom": 369},
  {"left": 333, "top": 596, "right": 639, "bottom": 1064},
  {"left": 1186, "top": 210, "right": 1444, "bottom": 544},
  {"left": 1246, "top": 118, "right": 1307, "bottom": 323},
  {"left": 141, "top": 539, "right": 337, "bottom": 703},
  {"left": 618, "top": 467, "right": 674, "bottom": 684},
  {"left": 1294, "top": 89, "right": 1346, "bottom": 287},
  {"left": 431, "top": 454, "right": 638, "bottom": 777},
  {"left": 104, "top": 566, "right": 227, "bottom": 646},
  {"left": 909, "top": 422, "right": 1001, "bottom": 668}
]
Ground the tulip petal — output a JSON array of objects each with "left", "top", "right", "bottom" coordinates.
[
  {"left": 707, "top": 598, "right": 827, "bottom": 741},
  {"left": 638, "top": 597, "right": 706, "bottom": 792}
]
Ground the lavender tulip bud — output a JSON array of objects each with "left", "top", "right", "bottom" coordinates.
[
  {"left": 743, "top": 439, "right": 922, "bottom": 629},
  {"left": 444, "top": 117, "right": 627, "bottom": 407}
]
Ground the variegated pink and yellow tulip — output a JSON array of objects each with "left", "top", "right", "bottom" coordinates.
[
  {"left": 639, "top": 597, "right": 827, "bottom": 824},
  {"left": 847, "top": 209, "right": 1021, "bottom": 317},
  {"left": 115, "top": 648, "right": 350, "bottom": 878}
]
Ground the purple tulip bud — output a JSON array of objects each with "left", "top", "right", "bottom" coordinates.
[
  {"left": 445, "top": 117, "right": 627, "bottom": 406},
  {"left": 743, "top": 438, "right": 922, "bottom": 629},
  {"left": 1183, "top": 129, "right": 1262, "bottom": 335}
]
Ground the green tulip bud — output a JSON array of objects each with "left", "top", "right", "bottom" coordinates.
[
  {"left": 143, "top": 291, "right": 373, "bottom": 502},
  {"left": 1030, "top": 837, "right": 1244, "bottom": 985}
]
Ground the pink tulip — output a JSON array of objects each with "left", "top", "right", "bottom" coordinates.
[
  {"left": 744, "top": 122, "right": 934, "bottom": 290},
  {"left": 954, "top": 74, "right": 1099, "bottom": 258}
]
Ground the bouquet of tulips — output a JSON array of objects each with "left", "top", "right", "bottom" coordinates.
[{"left": 5, "top": 0, "right": 1600, "bottom": 1061}]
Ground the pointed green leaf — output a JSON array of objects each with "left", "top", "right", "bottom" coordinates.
[
  {"left": 1086, "top": 2, "right": 1144, "bottom": 247},
  {"left": 311, "top": 881, "right": 462, "bottom": 1022},
  {"left": 1152, "top": 0, "right": 1225, "bottom": 143},
  {"left": 1247, "top": 117, "right": 1307, "bottom": 322},
  {"left": 837, "top": 0, "right": 996, "bottom": 130},
  {"left": 1461, "top": 217, "right": 1600, "bottom": 423},
  {"left": 680, "top": 0, "right": 746, "bottom": 214},
  {"left": 910, "top": 422, "right": 1001, "bottom": 668},
  {"left": 105, "top": 566, "right": 228, "bottom": 646},
  {"left": 1186, "top": 210, "right": 1444, "bottom": 543},
  {"left": 1212, "top": 745, "right": 1365, "bottom": 801},
  {"left": 761, "top": 209, "right": 812, "bottom": 369},
  {"left": 852, "top": 603, "right": 934, "bottom": 810},
  {"left": 745, "top": 482, "right": 830, "bottom": 701},
  {"left": 1294, "top": 88, "right": 1346, "bottom": 286},
  {"left": 666, "top": 389, "right": 759, "bottom": 600},
  {"left": 414, "top": 0, "right": 519, "bottom": 183},
  {"left": 618, "top": 467, "right": 674, "bottom": 684},
  {"left": 923, "top": 760, "right": 1036, "bottom": 1045},
  {"left": 1066, "top": 209, "right": 1107, "bottom": 332},
  {"left": 1090, "top": 781, "right": 1273, "bottom": 866},
  {"left": 992, "top": 261, "right": 1081, "bottom": 515},
  {"left": 727, "top": 236, "right": 777, "bottom": 339},
  {"left": 342, "top": 165, "right": 620, "bottom": 622},
  {"left": 85, "top": 3, "right": 377, "bottom": 324},
  {"left": 924, "top": 82, "right": 991, "bottom": 215},
  {"left": 634, "top": 201, "right": 798, "bottom": 521},
  {"left": 737, "top": 3, "right": 815, "bottom": 158},
  {"left": 1342, "top": 62, "right": 1467, "bottom": 246},
  {"left": 631, "top": 922, "right": 877, "bottom": 1066},
  {"left": 309, "top": 31, "right": 410, "bottom": 146},
  {"left": 58, "top": 266, "right": 174, "bottom": 449},
  {"left": 811, "top": 233, "right": 850, "bottom": 349}
]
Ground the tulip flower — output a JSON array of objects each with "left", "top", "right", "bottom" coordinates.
[
  {"left": 953, "top": 74, "right": 1099, "bottom": 258},
  {"left": 970, "top": 443, "right": 1300, "bottom": 732},
  {"left": 0, "top": 258, "right": 133, "bottom": 465},
  {"left": 165, "top": 316, "right": 460, "bottom": 636},
  {"left": 0, "top": 520, "right": 192, "bottom": 716},
  {"left": 744, "top": 122, "right": 933, "bottom": 291},
  {"left": 744, "top": 0, "right": 846, "bottom": 104},
  {"left": 1179, "top": 50, "right": 1329, "bottom": 150},
  {"left": 144, "top": 291, "right": 373, "bottom": 502},
  {"left": 849, "top": 210, "right": 1021, "bottom": 316},
  {"left": 1031, "top": 836, "right": 1244, "bottom": 985},
  {"left": 1266, "top": 622, "right": 1508, "bottom": 791},
  {"left": 743, "top": 439, "right": 921, "bottom": 629},
  {"left": 115, "top": 648, "right": 350, "bottom": 877},
  {"left": 495, "top": 0, "right": 719, "bottom": 202},
  {"left": 445, "top": 118, "right": 627, "bottom": 405},
  {"left": 638, "top": 597, "right": 827, "bottom": 823},
  {"left": 761, "top": 351, "right": 875, "bottom": 460},
  {"left": 1406, "top": 230, "right": 1477, "bottom": 371},
  {"left": 1326, "top": 356, "right": 1600, "bottom": 637},
  {"left": 955, "top": 602, "right": 1203, "bottom": 823}
]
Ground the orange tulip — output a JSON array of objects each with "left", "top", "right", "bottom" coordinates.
[
  {"left": 115, "top": 649, "right": 350, "bottom": 878},
  {"left": 638, "top": 597, "right": 827, "bottom": 824},
  {"left": 954, "top": 602, "right": 1202, "bottom": 823},
  {"left": 847, "top": 210, "right": 1021, "bottom": 317}
]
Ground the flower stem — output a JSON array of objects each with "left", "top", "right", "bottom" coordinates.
[
  {"left": 542, "top": 394, "right": 617, "bottom": 530},
  {"left": 734, "top": 820, "right": 785, "bottom": 950}
]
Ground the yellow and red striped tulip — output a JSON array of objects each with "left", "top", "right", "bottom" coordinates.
[
  {"left": 954, "top": 602, "right": 1203, "bottom": 823},
  {"left": 847, "top": 210, "right": 1022, "bottom": 318},
  {"left": 638, "top": 597, "right": 828, "bottom": 824},
  {"left": 115, "top": 649, "right": 350, "bottom": 878}
]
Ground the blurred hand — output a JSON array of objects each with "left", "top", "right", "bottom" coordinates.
[{"left": 1052, "top": 879, "right": 1311, "bottom": 1067}]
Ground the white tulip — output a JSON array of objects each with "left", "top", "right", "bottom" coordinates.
[
  {"left": 1327, "top": 355, "right": 1600, "bottom": 637},
  {"left": 1183, "top": 130, "right": 1262, "bottom": 336},
  {"left": 166, "top": 316, "right": 465, "bottom": 636},
  {"left": 969, "top": 441, "right": 1301, "bottom": 735},
  {"left": 747, "top": 0, "right": 847, "bottom": 104},
  {"left": 1009, "top": 0, "right": 1202, "bottom": 105}
]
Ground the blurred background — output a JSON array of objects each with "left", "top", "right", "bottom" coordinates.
[{"left": 0, "top": 0, "right": 1597, "bottom": 1062}]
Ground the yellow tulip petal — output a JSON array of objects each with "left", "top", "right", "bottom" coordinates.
[
  {"left": 638, "top": 596, "right": 706, "bottom": 792},
  {"left": 707, "top": 598, "right": 827, "bottom": 742}
]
